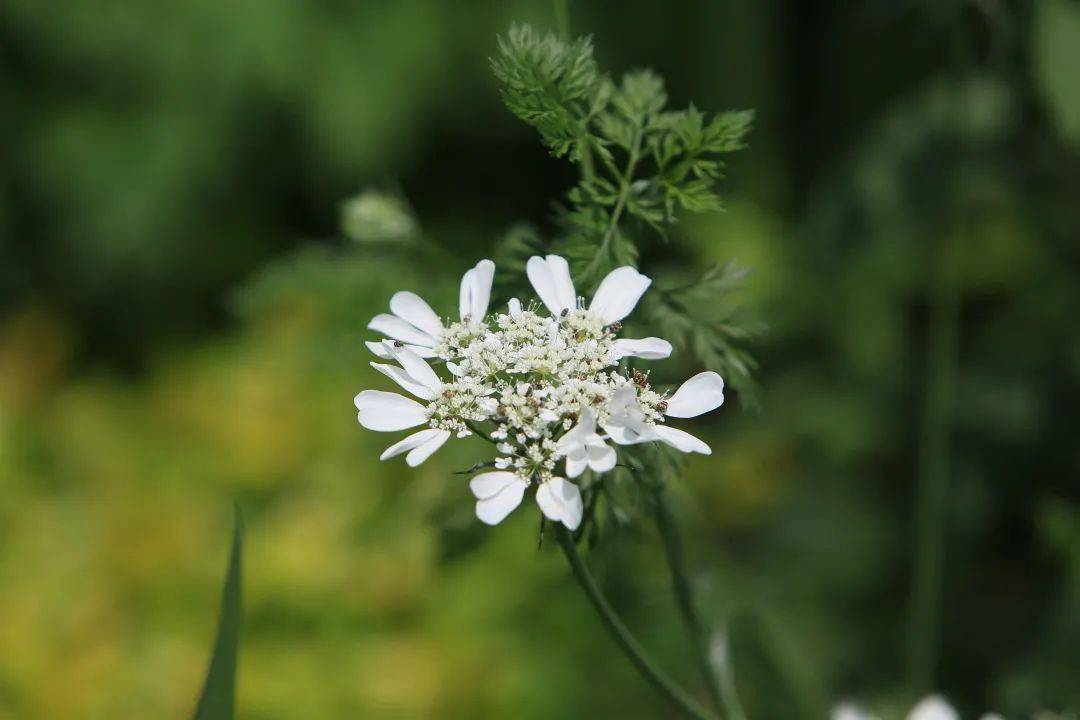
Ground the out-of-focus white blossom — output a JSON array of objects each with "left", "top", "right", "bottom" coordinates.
[{"left": 831, "top": 694, "right": 1007, "bottom": 720}]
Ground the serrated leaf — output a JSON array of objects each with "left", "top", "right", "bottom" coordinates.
[
  {"left": 612, "top": 69, "right": 667, "bottom": 121},
  {"left": 703, "top": 110, "right": 755, "bottom": 153},
  {"left": 491, "top": 24, "right": 606, "bottom": 160},
  {"left": 597, "top": 111, "right": 638, "bottom": 150},
  {"left": 192, "top": 508, "right": 243, "bottom": 720}
]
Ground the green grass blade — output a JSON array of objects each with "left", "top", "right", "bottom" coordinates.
[{"left": 192, "top": 508, "right": 243, "bottom": 720}]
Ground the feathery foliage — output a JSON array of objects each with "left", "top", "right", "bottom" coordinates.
[{"left": 492, "top": 23, "right": 759, "bottom": 405}]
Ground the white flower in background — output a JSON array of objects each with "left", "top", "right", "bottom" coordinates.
[
  {"left": 831, "top": 695, "right": 1004, "bottom": 720},
  {"left": 354, "top": 255, "right": 727, "bottom": 528},
  {"left": 366, "top": 259, "right": 495, "bottom": 358}
]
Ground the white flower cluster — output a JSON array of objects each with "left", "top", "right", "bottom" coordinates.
[{"left": 354, "top": 255, "right": 726, "bottom": 530}]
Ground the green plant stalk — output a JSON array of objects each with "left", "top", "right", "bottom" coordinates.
[
  {"left": 906, "top": 242, "right": 959, "bottom": 694},
  {"left": 555, "top": 524, "right": 719, "bottom": 720},
  {"left": 553, "top": 0, "right": 569, "bottom": 39},
  {"left": 654, "top": 490, "right": 744, "bottom": 720},
  {"left": 714, "top": 639, "right": 748, "bottom": 720},
  {"left": 582, "top": 123, "right": 644, "bottom": 281},
  {"left": 465, "top": 420, "right": 498, "bottom": 445}
]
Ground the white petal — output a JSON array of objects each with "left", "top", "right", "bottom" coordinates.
[
  {"left": 371, "top": 362, "right": 436, "bottom": 400},
  {"left": 611, "top": 337, "right": 673, "bottom": 360},
  {"left": 379, "top": 428, "right": 444, "bottom": 461},
  {"left": 606, "top": 384, "right": 639, "bottom": 414},
  {"left": 354, "top": 390, "right": 427, "bottom": 431},
  {"left": 536, "top": 477, "right": 583, "bottom": 530},
  {"left": 565, "top": 452, "right": 588, "bottom": 478},
  {"left": 469, "top": 470, "right": 522, "bottom": 499},
  {"left": 665, "top": 371, "right": 725, "bottom": 418},
  {"left": 652, "top": 425, "right": 711, "bottom": 454},
  {"left": 383, "top": 342, "right": 442, "bottom": 394},
  {"left": 526, "top": 255, "right": 576, "bottom": 316},
  {"left": 556, "top": 408, "right": 597, "bottom": 454},
  {"left": 470, "top": 259, "right": 496, "bottom": 320},
  {"left": 906, "top": 697, "right": 958, "bottom": 720},
  {"left": 545, "top": 255, "right": 576, "bottom": 312},
  {"left": 459, "top": 268, "right": 475, "bottom": 322},
  {"left": 588, "top": 266, "right": 651, "bottom": 323},
  {"left": 368, "top": 313, "right": 437, "bottom": 348},
  {"left": 365, "top": 340, "right": 394, "bottom": 359},
  {"left": 508, "top": 297, "right": 522, "bottom": 316},
  {"left": 602, "top": 422, "right": 654, "bottom": 445},
  {"left": 470, "top": 471, "right": 527, "bottom": 525},
  {"left": 586, "top": 442, "right": 617, "bottom": 472},
  {"left": 405, "top": 429, "right": 450, "bottom": 466},
  {"left": 389, "top": 291, "right": 444, "bottom": 339},
  {"left": 366, "top": 340, "right": 436, "bottom": 359}
]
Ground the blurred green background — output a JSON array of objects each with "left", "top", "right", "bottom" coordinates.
[{"left": 1, "top": 1, "right": 1079, "bottom": 718}]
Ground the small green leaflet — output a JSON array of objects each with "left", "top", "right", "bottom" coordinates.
[{"left": 192, "top": 508, "right": 243, "bottom": 720}]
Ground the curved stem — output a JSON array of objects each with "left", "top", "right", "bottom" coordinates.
[
  {"left": 655, "top": 490, "right": 743, "bottom": 720},
  {"left": 555, "top": 525, "right": 719, "bottom": 720},
  {"left": 464, "top": 420, "right": 498, "bottom": 446}
]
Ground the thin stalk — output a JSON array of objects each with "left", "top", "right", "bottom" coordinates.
[
  {"left": 713, "top": 635, "right": 748, "bottom": 720},
  {"left": 555, "top": 525, "right": 719, "bottom": 720},
  {"left": 582, "top": 124, "right": 644, "bottom": 280},
  {"left": 905, "top": 3, "right": 994, "bottom": 692},
  {"left": 654, "top": 490, "right": 742, "bottom": 720},
  {"left": 553, "top": 0, "right": 570, "bottom": 39},
  {"left": 465, "top": 420, "right": 498, "bottom": 446},
  {"left": 578, "top": 141, "right": 597, "bottom": 183},
  {"left": 554, "top": 0, "right": 596, "bottom": 186},
  {"left": 906, "top": 238, "right": 959, "bottom": 694}
]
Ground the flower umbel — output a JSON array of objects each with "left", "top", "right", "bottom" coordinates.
[{"left": 354, "top": 255, "right": 726, "bottom": 529}]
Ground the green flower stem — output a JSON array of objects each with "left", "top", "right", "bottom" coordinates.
[
  {"left": 654, "top": 490, "right": 744, "bottom": 720},
  {"left": 553, "top": 0, "right": 569, "bottom": 39},
  {"left": 906, "top": 235, "right": 959, "bottom": 694},
  {"left": 551, "top": 0, "right": 597, "bottom": 186},
  {"left": 465, "top": 420, "right": 498, "bottom": 446},
  {"left": 583, "top": 122, "right": 644, "bottom": 281},
  {"left": 555, "top": 524, "right": 719, "bottom": 720}
]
